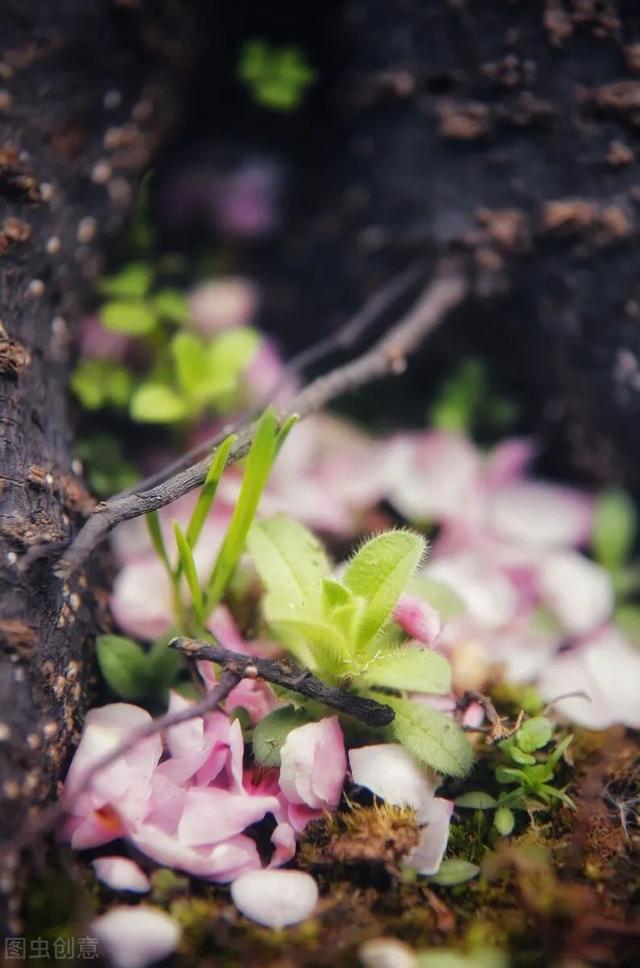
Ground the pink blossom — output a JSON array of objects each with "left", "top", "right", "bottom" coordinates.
[
  {"left": 243, "top": 338, "right": 299, "bottom": 407},
  {"left": 91, "top": 906, "right": 180, "bottom": 968},
  {"left": 269, "top": 822, "right": 298, "bottom": 867},
  {"left": 264, "top": 415, "right": 390, "bottom": 535},
  {"left": 231, "top": 870, "right": 319, "bottom": 928},
  {"left": 92, "top": 856, "right": 150, "bottom": 893},
  {"left": 61, "top": 704, "right": 162, "bottom": 849},
  {"left": 394, "top": 596, "right": 442, "bottom": 645},
  {"left": 279, "top": 717, "right": 347, "bottom": 812},
  {"left": 488, "top": 481, "right": 594, "bottom": 549},
  {"left": 187, "top": 277, "right": 258, "bottom": 335},
  {"left": 538, "top": 625, "right": 640, "bottom": 730},
  {"left": 130, "top": 825, "right": 261, "bottom": 882},
  {"left": 385, "top": 431, "right": 483, "bottom": 526}
]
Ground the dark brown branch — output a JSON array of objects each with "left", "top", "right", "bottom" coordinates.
[
  {"left": 58, "top": 265, "right": 467, "bottom": 576},
  {"left": 171, "top": 636, "right": 396, "bottom": 728}
]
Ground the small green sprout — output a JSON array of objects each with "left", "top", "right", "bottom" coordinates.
[
  {"left": 238, "top": 39, "right": 316, "bottom": 111},
  {"left": 248, "top": 515, "right": 473, "bottom": 777},
  {"left": 456, "top": 715, "right": 574, "bottom": 836}
]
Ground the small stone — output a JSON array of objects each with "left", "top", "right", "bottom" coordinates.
[
  {"left": 46, "top": 236, "right": 61, "bottom": 254},
  {"left": 28, "top": 279, "right": 45, "bottom": 297},
  {"left": 77, "top": 216, "right": 97, "bottom": 243}
]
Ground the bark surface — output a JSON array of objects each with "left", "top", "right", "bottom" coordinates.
[{"left": 0, "top": 0, "right": 192, "bottom": 930}]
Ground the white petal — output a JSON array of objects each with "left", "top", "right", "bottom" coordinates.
[
  {"left": 536, "top": 551, "right": 613, "bottom": 635},
  {"left": 489, "top": 481, "right": 593, "bottom": 548},
  {"left": 359, "top": 937, "right": 418, "bottom": 968},
  {"left": 92, "top": 857, "right": 150, "bottom": 893},
  {"left": 231, "top": 870, "right": 319, "bottom": 928},
  {"left": 91, "top": 906, "right": 180, "bottom": 968},
  {"left": 349, "top": 744, "right": 438, "bottom": 810},
  {"left": 406, "top": 797, "right": 454, "bottom": 876}
]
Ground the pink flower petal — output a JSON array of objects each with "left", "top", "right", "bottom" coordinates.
[
  {"left": 130, "top": 825, "right": 261, "bottom": 881},
  {"left": 226, "top": 678, "right": 280, "bottom": 724},
  {"left": 269, "top": 822, "right": 297, "bottom": 867},
  {"left": 91, "top": 906, "right": 180, "bottom": 968},
  {"left": 394, "top": 596, "right": 442, "bottom": 645},
  {"left": 406, "top": 797, "right": 454, "bottom": 876},
  {"left": 177, "top": 787, "right": 280, "bottom": 846},
  {"left": 279, "top": 717, "right": 346, "bottom": 810},
  {"left": 92, "top": 856, "right": 150, "bottom": 893},
  {"left": 62, "top": 704, "right": 162, "bottom": 842},
  {"left": 349, "top": 744, "right": 438, "bottom": 809},
  {"left": 538, "top": 626, "right": 640, "bottom": 730},
  {"left": 424, "top": 554, "right": 518, "bottom": 629},
  {"left": 111, "top": 558, "right": 174, "bottom": 641},
  {"left": 231, "top": 870, "right": 319, "bottom": 928},
  {"left": 536, "top": 551, "right": 613, "bottom": 635},
  {"left": 187, "top": 277, "right": 258, "bottom": 335},
  {"left": 385, "top": 432, "right": 482, "bottom": 525},
  {"left": 489, "top": 481, "right": 594, "bottom": 548},
  {"left": 483, "top": 438, "right": 536, "bottom": 489}
]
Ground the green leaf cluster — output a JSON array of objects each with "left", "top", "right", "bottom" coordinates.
[
  {"left": 74, "top": 258, "right": 260, "bottom": 426},
  {"left": 238, "top": 39, "right": 316, "bottom": 111},
  {"left": 428, "top": 358, "right": 517, "bottom": 437},
  {"left": 248, "top": 516, "right": 472, "bottom": 776},
  {"left": 456, "top": 716, "right": 574, "bottom": 837},
  {"left": 591, "top": 488, "right": 640, "bottom": 643}
]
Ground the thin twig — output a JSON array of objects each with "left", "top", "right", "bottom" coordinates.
[
  {"left": 1, "top": 666, "right": 243, "bottom": 870},
  {"left": 58, "top": 265, "right": 467, "bottom": 576},
  {"left": 117, "top": 261, "right": 424, "bottom": 497},
  {"left": 170, "top": 636, "right": 395, "bottom": 727}
]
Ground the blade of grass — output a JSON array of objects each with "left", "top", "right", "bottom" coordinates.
[
  {"left": 173, "top": 521, "right": 204, "bottom": 624},
  {"left": 146, "top": 510, "right": 173, "bottom": 576},
  {"left": 185, "top": 432, "right": 237, "bottom": 548},
  {"left": 203, "top": 409, "right": 279, "bottom": 618}
]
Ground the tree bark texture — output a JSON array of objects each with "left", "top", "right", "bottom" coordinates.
[
  {"left": 259, "top": 0, "right": 640, "bottom": 490},
  {"left": 0, "top": 0, "right": 193, "bottom": 931}
]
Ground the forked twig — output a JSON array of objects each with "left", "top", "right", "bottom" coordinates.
[
  {"left": 170, "top": 637, "right": 395, "bottom": 727},
  {"left": 58, "top": 265, "right": 467, "bottom": 575}
]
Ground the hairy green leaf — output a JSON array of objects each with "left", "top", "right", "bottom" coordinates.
[
  {"left": 248, "top": 514, "right": 330, "bottom": 610},
  {"left": 359, "top": 648, "right": 451, "bottom": 694},
  {"left": 382, "top": 696, "right": 473, "bottom": 777},
  {"left": 344, "top": 530, "right": 426, "bottom": 648}
]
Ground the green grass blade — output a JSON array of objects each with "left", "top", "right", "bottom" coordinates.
[
  {"left": 146, "top": 510, "right": 173, "bottom": 576},
  {"left": 186, "top": 433, "right": 237, "bottom": 549},
  {"left": 173, "top": 521, "right": 204, "bottom": 623},
  {"left": 204, "top": 409, "right": 279, "bottom": 618}
]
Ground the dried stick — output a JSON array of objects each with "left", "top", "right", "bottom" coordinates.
[
  {"left": 170, "top": 636, "right": 395, "bottom": 727},
  {"left": 118, "top": 261, "right": 424, "bottom": 497},
  {"left": 58, "top": 266, "right": 467, "bottom": 576}
]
